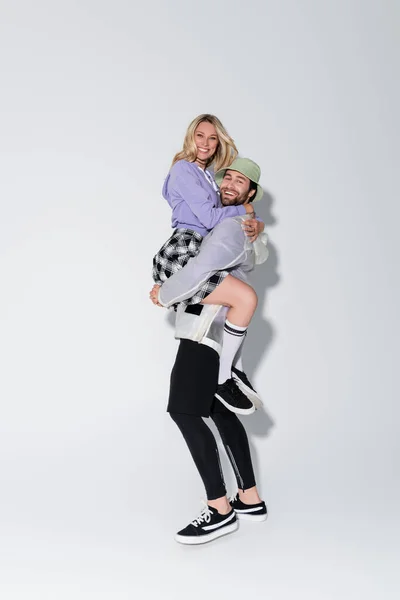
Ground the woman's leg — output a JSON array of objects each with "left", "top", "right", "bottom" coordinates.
[
  {"left": 201, "top": 275, "right": 257, "bottom": 384},
  {"left": 169, "top": 412, "right": 231, "bottom": 513},
  {"left": 201, "top": 274, "right": 257, "bottom": 326}
]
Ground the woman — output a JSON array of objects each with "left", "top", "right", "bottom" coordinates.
[{"left": 151, "top": 114, "right": 264, "bottom": 413}]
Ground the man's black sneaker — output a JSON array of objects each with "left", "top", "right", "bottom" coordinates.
[
  {"left": 215, "top": 378, "right": 255, "bottom": 415},
  {"left": 231, "top": 367, "right": 263, "bottom": 409},
  {"left": 174, "top": 504, "right": 238, "bottom": 545},
  {"left": 229, "top": 493, "right": 268, "bottom": 521}
]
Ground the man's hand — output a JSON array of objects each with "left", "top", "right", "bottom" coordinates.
[
  {"left": 244, "top": 204, "right": 256, "bottom": 217},
  {"left": 149, "top": 284, "right": 163, "bottom": 307},
  {"left": 242, "top": 218, "right": 265, "bottom": 243}
]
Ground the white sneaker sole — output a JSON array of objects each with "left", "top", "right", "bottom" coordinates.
[
  {"left": 232, "top": 375, "right": 263, "bottom": 409},
  {"left": 235, "top": 511, "right": 268, "bottom": 522},
  {"left": 214, "top": 392, "right": 255, "bottom": 415},
  {"left": 174, "top": 521, "right": 238, "bottom": 545}
]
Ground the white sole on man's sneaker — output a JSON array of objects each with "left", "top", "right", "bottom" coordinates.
[
  {"left": 232, "top": 375, "right": 263, "bottom": 409},
  {"left": 174, "top": 521, "right": 238, "bottom": 545},
  {"left": 214, "top": 392, "right": 255, "bottom": 416},
  {"left": 235, "top": 511, "right": 268, "bottom": 522}
]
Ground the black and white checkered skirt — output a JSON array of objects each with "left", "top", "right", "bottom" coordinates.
[{"left": 152, "top": 228, "right": 228, "bottom": 306}]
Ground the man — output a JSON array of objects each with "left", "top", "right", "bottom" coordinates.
[{"left": 150, "top": 158, "right": 268, "bottom": 545}]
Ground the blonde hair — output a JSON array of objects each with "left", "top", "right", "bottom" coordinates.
[{"left": 172, "top": 114, "right": 238, "bottom": 172}]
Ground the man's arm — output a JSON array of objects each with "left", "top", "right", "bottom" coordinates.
[{"left": 158, "top": 219, "right": 247, "bottom": 308}]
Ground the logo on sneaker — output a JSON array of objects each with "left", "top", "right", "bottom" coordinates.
[
  {"left": 229, "top": 493, "right": 268, "bottom": 522},
  {"left": 175, "top": 503, "right": 238, "bottom": 545}
]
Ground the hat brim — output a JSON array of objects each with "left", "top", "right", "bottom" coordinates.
[{"left": 214, "top": 168, "right": 263, "bottom": 202}]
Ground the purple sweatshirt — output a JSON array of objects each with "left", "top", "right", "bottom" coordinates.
[{"left": 162, "top": 159, "right": 246, "bottom": 237}]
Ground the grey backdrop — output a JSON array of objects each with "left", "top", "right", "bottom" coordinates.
[{"left": 0, "top": 1, "right": 399, "bottom": 598}]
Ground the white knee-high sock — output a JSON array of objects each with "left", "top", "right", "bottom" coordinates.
[
  {"left": 232, "top": 333, "right": 246, "bottom": 371},
  {"left": 218, "top": 320, "right": 248, "bottom": 384}
]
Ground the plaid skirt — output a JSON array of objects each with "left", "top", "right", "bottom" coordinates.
[{"left": 152, "top": 228, "right": 228, "bottom": 306}]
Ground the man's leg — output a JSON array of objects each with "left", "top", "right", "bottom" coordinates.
[
  {"left": 167, "top": 340, "right": 238, "bottom": 544},
  {"left": 169, "top": 412, "right": 229, "bottom": 508},
  {"left": 210, "top": 408, "right": 267, "bottom": 521},
  {"left": 170, "top": 412, "right": 238, "bottom": 544}
]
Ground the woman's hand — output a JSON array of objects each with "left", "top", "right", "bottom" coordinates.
[
  {"left": 149, "top": 284, "right": 163, "bottom": 307},
  {"left": 242, "top": 218, "right": 265, "bottom": 243}
]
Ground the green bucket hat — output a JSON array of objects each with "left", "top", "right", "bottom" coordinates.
[{"left": 214, "top": 157, "right": 263, "bottom": 202}]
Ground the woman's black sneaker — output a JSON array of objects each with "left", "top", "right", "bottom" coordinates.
[
  {"left": 214, "top": 378, "right": 255, "bottom": 415},
  {"left": 229, "top": 493, "right": 268, "bottom": 521},
  {"left": 231, "top": 367, "right": 263, "bottom": 409},
  {"left": 174, "top": 504, "right": 238, "bottom": 545}
]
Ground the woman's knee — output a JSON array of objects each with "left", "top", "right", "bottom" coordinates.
[
  {"left": 227, "top": 277, "right": 258, "bottom": 309},
  {"left": 245, "top": 285, "right": 258, "bottom": 311},
  {"left": 235, "top": 282, "right": 257, "bottom": 313}
]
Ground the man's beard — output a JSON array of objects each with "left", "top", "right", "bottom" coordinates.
[{"left": 220, "top": 192, "right": 248, "bottom": 207}]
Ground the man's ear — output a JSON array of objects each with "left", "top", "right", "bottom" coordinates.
[{"left": 247, "top": 188, "right": 256, "bottom": 202}]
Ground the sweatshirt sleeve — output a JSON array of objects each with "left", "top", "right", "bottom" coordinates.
[
  {"left": 170, "top": 162, "right": 246, "bottom": 230},
  {"left": 158, "top": 219, "right": 246, "bottom": 308}
]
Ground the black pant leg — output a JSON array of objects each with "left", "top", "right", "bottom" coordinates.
[
  {"left": 210, "top": 411, "right": 256, "bottom": 492},
  {"left": 170, "top": 412, "right": 226, "bottom": 501}
]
